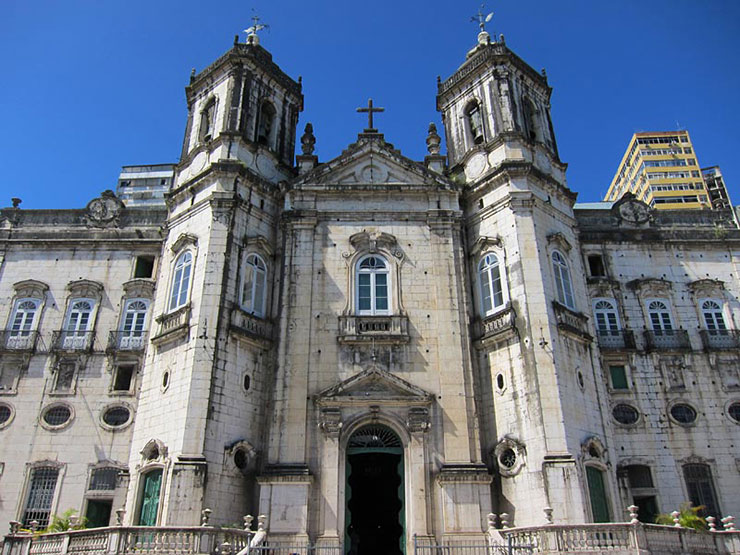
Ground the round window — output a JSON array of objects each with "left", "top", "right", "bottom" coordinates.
[
  {"left": 103, "top": 406, "right": 131, "bottom": 427},
  {"left": 43, "top": 405, "right": 72, "bottom": 427},
  {"left": 0, "top": 403, "right": 13, "bottom": 426},
  {"left": 499, "top": 448, "right": 517, "bottom": 469},
  {"left": 612, "top": 404, "right": 639, "bottom": 425},
  {"left": 728, "top": 402, "right": 740, "bottom": 423},
  {"left": 670, "top": 404, "right": 697, "bottom": 424}
]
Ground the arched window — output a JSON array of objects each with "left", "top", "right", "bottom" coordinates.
[
  {"left": 552, "top": 251, "right": 574, "bottom": 309},
  {"left": 478, "top": 253, "right": 505, "bottom": 316},
  {"left": 465, "top": 101, "right": 484, "bottom": 145},
  {"left": 356, "top": 255, "right": 390, "bottom": 315},
  {"left": 10, "top": 298, "right": 40, "bottom": 337},
  {"left": 701, "top": 300, "right": 727, "bottom": 333},
  {"left": 256, "top": 101, "right": 276, "bottom": 147},
  {"left": 647, "top": 300, "right": 673, "bottom": 332},
  {"left": 198, "top": 99, "right": 216, "bottom": 142},
  {"left": 593, "top": 299, "right": 619, "bottom": 335},
  {"left": 523, "top": 97, "right": 538, "bottom": 142},
  {"left": 63, "top": 299, "right": 95, "bottom": 349},
  {"left": 240, "top": 254, "right": 267, "bottom": 317},
  {"left": 169, "top": 252, "right": 192, "bottom": 311},
  {"left": 121, "top": 299, "right": 149, "bottom": 349}
]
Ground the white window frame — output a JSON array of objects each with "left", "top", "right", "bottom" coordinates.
[
  {"left": 239, "top": 253, "right": 268, "bottom": 317},
  {"left": 120, "top": 299, "right": 149, "bottom": 349},
  {"left": 62, "top": 298, "right": 96, "bottom": 350},
  {"left": 593, "top": 298, "right": 620, "bottom": 333},
  {"left": 552, "top": 250, "right": 575, "bottom": 309},
  {"left": 646, "top": 298, "right": 674, "bottom": 332},
  {"left": 9, "top": 298, "right": 40, "bottom": 336},
  {"left": 168, "top": 251, "right": 193, "bottom": 312},
  {"left": 478, "top": 252, "right": 507, "bottom": 316},
  {"left": 356, "top": 255, "right": 391, "bottom": 316},
  {"left": 700, "top": 298, "right": 728, "bottom": 333}
]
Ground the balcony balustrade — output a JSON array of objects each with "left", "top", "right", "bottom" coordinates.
[
  {"left": 552, "top": 302, "right": 592, "bottom": 341},
  {"left": 700, "top": 329, "right": 740, "bottom": 350},
  {"left": 644, "top": 329, "right": 690, "bottom": 351},
  {"left": 595, "top": 329, "right": 636, "bottom": 350},
  {"left": 337, "top": 314, "right": 409, "bottom": 345},
  {"left": 151, "top": 305, "right": 191, "bottom": 345},
  {"left": 0, "top": 330, "right": 39, "bottom": 352},
  {"left": 472, "top": 307, "right": 517, "bottom": 345},
  {"left": 51, "top": 330, "right": 95, "bottom": 352},
  {"left": 107, "top": 331, "right": 148, "bottom": 352},
  {"left": 230, "top": 309, "right": 274, "bottom": 343}
]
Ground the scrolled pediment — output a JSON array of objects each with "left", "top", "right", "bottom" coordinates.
[
  {"left": 688, "top": 278, "right": 725, "bottom": 296},
  {"left": 626, "top": 278, "right": 672, "bottom": 295},
  {"left": 469, "top": 235, "right": 503, "bottom": 258},
  {"left": 170, "top": 233, "right": 198, "bottom": 253},
  {"left": 66, "top": 279, "right": 104, "bottom": 299},
  {"left": 349, "top": 231, "right": 398, "bottom": 254},
  {"left": 122, "top": 279, "right": 156, "bottom": 299},
  {"left": 13, "top": 279, "right": 49, "bottom": 299},
  {"left": 244, "top": 235, "right": 274, "bottom": 258},
  {"left": 546, "top": 232, "right": 572, "bottom": 253}
]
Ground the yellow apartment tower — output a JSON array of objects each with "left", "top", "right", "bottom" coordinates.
[{"left": 605, "top": 130, "right": 710, "bottom": 209}]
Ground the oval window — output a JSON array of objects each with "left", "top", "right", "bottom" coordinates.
[
  {"left": 0, "top": 404, "right": 12, "bottom": 426},
  {"left": 499, "top": 448, "right": 517, "bottom": 469},
  {"left": 612, "top": 404, "right": 639, "bottom": 425},
  {"left": 670, "top": 403, "right": 697, "bottom": 424},
  {"left": 728, "top": 402, "right": 740, "bottom": 423},
  {"left": 43, "top": 405, "right": 72, "bottom": 427},
  {"left": 103, "top": 406, "right": 131, "bottom": 427}
]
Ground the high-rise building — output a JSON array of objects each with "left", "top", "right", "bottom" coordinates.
[
  {"left": 604, "top": 131, "right": 710, "bottom": 210},
  {"left": 702, "top": 165, "right": 733, "bottom": 211},
  {"left": 116, "top": 164, "right": 175, "bottom": 208}
]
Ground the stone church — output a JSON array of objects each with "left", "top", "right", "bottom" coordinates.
[{"left": 1, "top": 23, "right": 739, "bottom": 554}]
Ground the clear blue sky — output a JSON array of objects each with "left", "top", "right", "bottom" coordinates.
[{"left": 2, "top": 0, "right": 739, "bottom": 208}]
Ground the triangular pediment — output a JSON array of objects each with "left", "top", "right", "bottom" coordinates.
[
  {"left": 290, "top": 133, "right": 456, "bottom": 192},
  {"left": 315, "top": 366, "right": 434, "bottom": 407}
]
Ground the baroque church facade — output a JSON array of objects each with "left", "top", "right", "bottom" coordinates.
[{"left": 1, "top": 26, "right": 739, "bottom": 553}]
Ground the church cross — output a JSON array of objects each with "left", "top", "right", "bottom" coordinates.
[
  {"left": 471, "top": 4, "right": 493, "bottom": 32},
  {"left": 356, "top": 98, "right": 385, "bottom": 131}
]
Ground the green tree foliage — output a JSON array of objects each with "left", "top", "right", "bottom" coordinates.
[
  {"left": 40, "top": 509, "right": 88, "bottom": 533},
  {"left": 655, "top": 503, "right": 707, "bottom": 531}
]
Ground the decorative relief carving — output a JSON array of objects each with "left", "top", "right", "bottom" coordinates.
[
  {"left": 660, "top": 356, "right": 686, "bottom": 390},
  {"left": 66, "top": 279, "right": 104, "bottom": 300},
  {"left": 406, "top": 407, "right": 430, "bottom": 433},
  {"left": 318, "top": 408, "right": 342, "bottom": 437},
  {"left": 170, "top": 233, "right": 198, "bottom": 253},
  {"left": 86, "top": 190, "right": 124, "bottom": 227},
  {"left": 546, "top": 232, "right": 572, "bottom": 253}
]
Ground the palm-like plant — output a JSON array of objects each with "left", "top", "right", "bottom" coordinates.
[{"left": 655, "top": 503, "right": 707, "bottom": 531}]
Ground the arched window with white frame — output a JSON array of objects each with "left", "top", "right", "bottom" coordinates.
[
  {"left": 10, "top": 298, "right": 40, "bottom": 337},
  {"left": 356, "top": 255, "right": 390, "bottom": 315},
  {"left": 647, "top": 299, "right": 674, "bottom": 333},
  {"left": 593, "top": 299, "right": 620, "bottom": 335},
  {"left": 478, "top": 253, "right": 506, "bottom": 316},
  {"left": 120, "top": 299, "right": 150, "bottom": 349},
  {"left": 701, "top": 299, "right": 727, "bottom": 334},
  {"left": 240, "top": 254, "right": 267, "bottom": 317},
  {"left": 552, "top": 250, "right": 575, "bottom": 309},
  {"left": 169, "top": 251, "right": 193, "bottom": 311},
  {"left": 62, "top": 298, "right": 95, "bottom": 349}
]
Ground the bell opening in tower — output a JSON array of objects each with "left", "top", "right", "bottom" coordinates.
[{"left": 345, "top": 425, "right": 404, "bottom": 555}]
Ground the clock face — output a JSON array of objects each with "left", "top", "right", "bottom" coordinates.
[
  {"left": 618, "top": 200, "right": 649, "bottom": 223},
  {"left": 464, "top": 152, "right": 488, "bottom": 181}
]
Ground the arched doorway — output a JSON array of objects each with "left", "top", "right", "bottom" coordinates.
[{"left": 345, "top": 424, "right": 404, "bottom": 554}]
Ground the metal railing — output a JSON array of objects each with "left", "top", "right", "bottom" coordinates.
[
  {"left": 107, "top": 331, "right": 148, "bottom": 352},
  {"left": 0, "top": 330, "right": 39, "bottom": 352},
  {"left": 644, "top": 329, "right": 690, "bottom": 351},
  {"left": 595, "top": 329, "right": 636, "bottom": 350},
  {"left": 700, "top": 329, "right": 740, "bottom": 350},
  {"left": 51, "top": 331, "right": 95, "bottom": 352}
]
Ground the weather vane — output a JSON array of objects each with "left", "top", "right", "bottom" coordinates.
[
  {"left": 244, "top": 12, "right": 269, "bottom": 45},
  {"left": 471, "top": 4, "right": 493, "bottom": 32}
]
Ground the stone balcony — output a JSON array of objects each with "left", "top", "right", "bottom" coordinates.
[
  {"left": 552, "top": 301, "right": 592, "bottom": 342},
  {"left": 337, "top": 315, "right": 409, "bottom": 345},
  {"left": 229, "top": 308, "right": 274, "bottom": 345},
  {"left": 0, "top": 330, "right": 39, "bottom": 352},
  {"left": 472, "top": 306, "right": 517, "bottom": 347},
  {"left": 151, "top": 305, "right": 191, "bottom": 346},
  {"left": 644, "top": 329, "right": 691, "bottom": 351},
  {"left": 700, "top": 329, "right": 740, "bottom": 350},
  {"left": 106, "top": 331, "right": 148, "bottom": 353}
]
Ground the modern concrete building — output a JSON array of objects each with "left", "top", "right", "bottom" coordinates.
[
  {"left": 604, "top": 131, "right": 711, "bottom": 210},
  {"left": 116, "top": 165, "right": 175, "bottom": 209}
]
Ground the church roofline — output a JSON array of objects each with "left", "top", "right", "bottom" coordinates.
[
  {"left": 187, "top": 41, "right": 303, "bottom": 102},
  {"left": 437, "top": 41, "right": 550, "bottom": 102}
]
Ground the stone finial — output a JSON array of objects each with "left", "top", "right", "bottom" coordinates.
[
  {"left": 9, "top": 521, "right": 20, "bottom": 535},
  {"left": 11, "top": 198, "right": 21, "bottom": 208},
  {"left": 541, "top": 68, "right": 548, "bottom": 79},
  {"left": 707, "top": 516, "right": 717, "bottom": 532},
  {"left": 201, "top": 508, "right": 212, "bottom": 527},
  {"left": 627, "top": 505, "right": 639, "bottom": 524},
  {"left": 219, "top": 542, "right": 232, "bottom": 555},
  {"left": 544, "top": 507, "right": 554, "bottom": 524},
  {"left": 190, "top": 68, "right": 196, "bottom": 83},
  {"left": 115, "top": 508, "right": 126, "bottom": 526},
  {"left": 426, "top": 123, "right": 441, "bottom": 155},
  {"left": 29, "top": 520, "right": 39, "bottom": 532},
  {"left": 722, "top": 515, "right": 736, "bottom": 531},
  {"left": 499, "top": 34, "right": 505, "bottom": 44},
  {"left": 487, "top": 513, "right": 497, "bottom": 531},
  {"left": 500, "top": 513, "right": 510, "bottom": 528},
  {"left": 671, "top": 510, "right": 681, "bottom": 527},
  {"left": 69, "top": 515, "right": 80, "bottom": 528},
  {"left": 301, "top": 123, "right": 316, "bottom": 155},
  {"left": 243, "top": 514, "right": 254, "bottom": 531},
  {"left": 257, "top": 514, "right": 267, "bottom": 531}
]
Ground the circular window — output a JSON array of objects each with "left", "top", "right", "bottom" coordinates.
[
  {"left": 499, "top": 448, "right": 516, "bottom": 469},
  {"left": 42, "top": 404, "right": 73, "bottom": 429},
  {"left": 670, "top": 403, "right": 697, "bottom": 425},
  {"left": 0, "top": 403, "right": 14, "bottom": 428},
  {"left": 612, "top": 404, "right": 639, "bottom": 425},
  {"left": 102, "top": 406, "right": 131, "bottom": 428},
  {"left": 728, "top": 402, "right": 740, "bottom": 424}
]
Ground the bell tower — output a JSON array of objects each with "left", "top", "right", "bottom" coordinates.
[{"left": 176, "top": 30, "right": 303, "bottom": 187}]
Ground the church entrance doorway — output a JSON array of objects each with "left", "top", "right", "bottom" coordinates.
[{"left": 345, "top": 425, "right": 404, "bottom": 555}]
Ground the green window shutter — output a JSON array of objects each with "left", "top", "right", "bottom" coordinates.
[
  {"left": 609, "top": 365, "right": 629, "bottom": 389},
  {"left": 586, "top": 466, "right": 611, "bottom": 523},
  {"left": 138, "top": 469, "right": 162, "bottom": 526}
]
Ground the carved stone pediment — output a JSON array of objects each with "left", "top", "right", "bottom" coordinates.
[
  {"left": 315, "top": 366, "right": 434, "bottom": 409},
  {"left": 66, "top": 279, "right": 104, "bottom": 299},
  {"left": 349, "top": 231, "right": 398, "bottom": 254},
  {"left": 244, "top": 234, "right": 274, "bottom": 258},
  {"left": 170, "top": 233, "right": 198, "bottom": 253},
  {"left": 688, "top": 278, "right": 725, "bottom": 296},
  {"left": 13, "top": 279, "right": 49, "bottom": 299},
  {"left": 626, "top": 277, "right": 672, "bottom": 295},
  {"left": 546, "top": 232, "right": 572, "bottom": 253},
  {"left": 122, "top": 279, "right": 155, "bottom": 299},
  {"left": 469, "top": 235, "right": 503, "bottom": 258}
]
